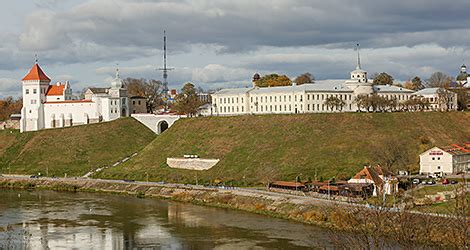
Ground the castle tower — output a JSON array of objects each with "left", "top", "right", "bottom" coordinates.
[
  {"left": 345, "top": 44, "right": 373, "bottom": 96},
  {"left": 20, "top": 62, "right": 51, "bottom": 132}
]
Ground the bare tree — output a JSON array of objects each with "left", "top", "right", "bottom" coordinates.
[
  {"left": 426, "top": 72, "right": 452, "bottom": 88},
  {"left": 124, "top": 78, "right": 164, "bottom": 113}
]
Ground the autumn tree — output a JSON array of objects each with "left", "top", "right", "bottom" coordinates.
[
  {"left": 372, "top": 72, "right": 394, "bottom": 85},
  {"left": 426, "top": 72, "right": 452, "bottom": 88},
  {"left": 0, "top": 97, "right": 22, "bottom": 121},
  {"left": 124, "top": 78, "right": 164, "bottom": 113},
  {"left": 255, "top": 74, "right": 292, "bottom": 87},
  {"left": 404, "top": 76, "right": 424, "bottom": 90},
  {"left": 324, "top": 96, "right": 345, "bottom": 111},
  {"left": 294, "top": 72, "right": 314, "bottom": 85},
  {"left": 173, "top": 83, "right": 202, "bottom": 117}
]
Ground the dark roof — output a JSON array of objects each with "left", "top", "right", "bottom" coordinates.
[{"left": 270, "top": 181, "right": 305, "bottom": 188}]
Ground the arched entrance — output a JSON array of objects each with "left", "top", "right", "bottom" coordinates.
[
  {"left": 121, "top": 108, "right": 126, "bottom": 117},
  {"left": 157, "top": 120, "right": 169, "bottom": 134}
]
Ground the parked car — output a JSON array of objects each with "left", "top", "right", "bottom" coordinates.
[
  {"left": 427, "top": 180, "right": 436, "bottom": 185},
  {"left": 30, "top": 175, "right": 39, "bottom": 179},
  {"left": 442, "top": 179, "right": 449, "bottom": 185},
  {"left": 412, "top": 179, "right": 421, "bottom": 185},
  {"left": 450, "top": 180, "right": 458, "bottom": 184}
]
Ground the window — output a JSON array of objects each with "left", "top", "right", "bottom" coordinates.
[
  {"left": 26, "top": 89, "right": 29, "bottom": 94},
  {"left": 133, "top": 101, "right": 136, "bottom": 105},
  {"left": 437, "top": 157, "right": 440, "bottom": 160},
  {"left": 432, "top": 157, "right": 435, "bottom": 161},
  {"left": 138, "top": 101, "right": 141, "bottom": 105},
  {"left": 437, "top": 166, "right": 441, "bottom": 170},
  {"left": 33, "top": 89, "right": 37, "bottom": 94}
]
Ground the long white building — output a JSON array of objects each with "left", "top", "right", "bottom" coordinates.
[
  {"left": 211, "top": 56, "right": 415, "bottom": 116},
  {"left": 20, "top": 63, "right": 129, "bottom": 132}
]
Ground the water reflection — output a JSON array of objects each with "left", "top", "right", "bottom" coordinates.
[{"left": 0, "top": 190, "right": 334, "bottom": 249}]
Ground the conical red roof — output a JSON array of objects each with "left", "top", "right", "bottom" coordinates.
[{"left": 22, "top": 63, "right": 51, "bottom": 81}]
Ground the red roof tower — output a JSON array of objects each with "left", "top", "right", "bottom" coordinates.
[{"left": 22, "top": 63, "right": 51, "bottom": 81}]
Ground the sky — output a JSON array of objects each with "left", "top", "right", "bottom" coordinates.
[{"left": 1, "top": 0, "right": 470, "bottom": 98}]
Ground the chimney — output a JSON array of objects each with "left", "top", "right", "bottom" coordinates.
[{"left": 56, "top": 82, "right": 61, "bottom": 86}]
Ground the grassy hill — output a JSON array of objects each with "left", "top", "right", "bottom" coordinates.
[
  {"left": 0, "top": 118, "right": 156, "bottom": 177},
  {"left": 96, "top": 112, "right": 470, "bottom": 185}
]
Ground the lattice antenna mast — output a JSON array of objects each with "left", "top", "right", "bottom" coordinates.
[{"left": 158, "top": 30, "right": 174, "bottom": 94}]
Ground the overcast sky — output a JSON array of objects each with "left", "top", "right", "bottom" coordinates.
[{"left": 1, "top": 0, "right": 470, "bottom": 97}]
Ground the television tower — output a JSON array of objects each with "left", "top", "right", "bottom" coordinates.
[{"left": 159, "top": 30, "right": 173, "bottom": 95}]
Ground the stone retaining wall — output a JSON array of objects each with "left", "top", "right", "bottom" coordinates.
[{"left": 166, "top": 158, "right": 219, "bottom": 170}]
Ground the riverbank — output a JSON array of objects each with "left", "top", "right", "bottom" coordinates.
[{"left": 0, "top": 176, "right": 467, "bottom": 248}]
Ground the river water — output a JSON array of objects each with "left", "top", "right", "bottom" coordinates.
[{"left": 0, "top": 189, "right": 339, "bottom": 249}]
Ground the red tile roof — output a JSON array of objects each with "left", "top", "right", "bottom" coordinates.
[
  {"left": 22, "top": 63, "right": 51, "bottom": 81},
  {"left": 351, "top": 166, "right": 383, "bottom": 186},
  {"left": 46, "top": 84, "right": 65, "bottom": 96}
]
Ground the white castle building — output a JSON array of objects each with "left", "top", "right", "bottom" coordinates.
[
  {"left": 20, "top": 63, "right": 129, "bottom": 132},
  {"left": 210, "top": 53, "right": 415, "bottom": 116}
]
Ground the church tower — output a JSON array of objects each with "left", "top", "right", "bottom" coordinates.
[
  {"left": 20, "top": 62, "right": 51, "bottom": 132},
  {"left": 108, "top": 68, "right": 129, "bottom": 117},
  {"left": 345, "top": 44, "right": 373, "bottom": 96}
]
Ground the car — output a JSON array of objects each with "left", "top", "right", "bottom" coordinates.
[
  {"left": 412, "top": 179, "right": 420, "bottom": 185},
  {"left": 450, "top": 180, "right": 458, "bottom": 184},
  {"left": 123, "top": 179, "right": 135, "bottom": 183},
  {"left": 427, "top": 180, "right": 436, "bottom": 185},
  {"left": 30, "top": 175, "right": 39, "bottom": 179},
  {"left": 442, "top": 179, "right": 449, "bottom": 185}
]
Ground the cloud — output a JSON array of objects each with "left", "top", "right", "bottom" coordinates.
[
  {"left": 0, "top": 78, "right": 21, "bottom": 98},
  {"left": 2, "top": 0, "right": 470, "bottom": 95}
]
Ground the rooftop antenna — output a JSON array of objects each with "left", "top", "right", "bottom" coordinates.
[
  {"left": 159, "top": 30, "right": 174, "bottom": 95},
  {"left": 35, "top": 54, "right": 38, "bottom": 64},
  {"left": 355, "top": 43, "right": 361, "bottom": 70}
]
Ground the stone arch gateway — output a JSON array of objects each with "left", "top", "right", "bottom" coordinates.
[{"left": 131, "top": 114, "right": 183, "bottom": 134}]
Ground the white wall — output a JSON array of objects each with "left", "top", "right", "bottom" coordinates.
[
  {"left": 419, "top": 148, "right": 454, "bottom": 174},
  {"left": 44, "top": 102, "right": 99, "bottom": 128}
]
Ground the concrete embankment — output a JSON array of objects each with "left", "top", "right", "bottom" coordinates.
[{"left": 0, "top": 176, "right": 466, "bottom": 248}]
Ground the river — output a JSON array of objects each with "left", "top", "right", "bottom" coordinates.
[{"left": 0, "top": 189, "right": 339, "bottom": 249}]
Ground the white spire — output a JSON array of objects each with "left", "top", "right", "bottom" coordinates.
[{"left": 356, "top": 43, "right": 361, "bottom": 70}]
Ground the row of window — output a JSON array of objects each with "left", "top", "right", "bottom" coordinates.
[
  {"left": 25, "top": 88, "right": 48, "bottom": 95},
  {"left": 218, "top": 97, "right": 244, "bottom": 104},
  {"left": 218, "top": 106, "right": 245, "bottom": 113}
]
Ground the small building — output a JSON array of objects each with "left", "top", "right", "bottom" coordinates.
[
  {"left": 419, "top": 144, "right": 470, "bottom": 176},
  {"left": 348, "top": 166, "right": 398, "bottom": 196},
  {"left": 197, "top": 103, "right": 213, "bottom": 117},
  {"left": 130, "top": 96, "right": 147, "bottom": 114}
]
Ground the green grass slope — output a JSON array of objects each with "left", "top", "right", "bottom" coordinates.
[
  {"left": 0, "top": 118, "right": 156, "bottom": 177},
  {"left": 97, "top": 112, "right": 470, "bottom": 185}
]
